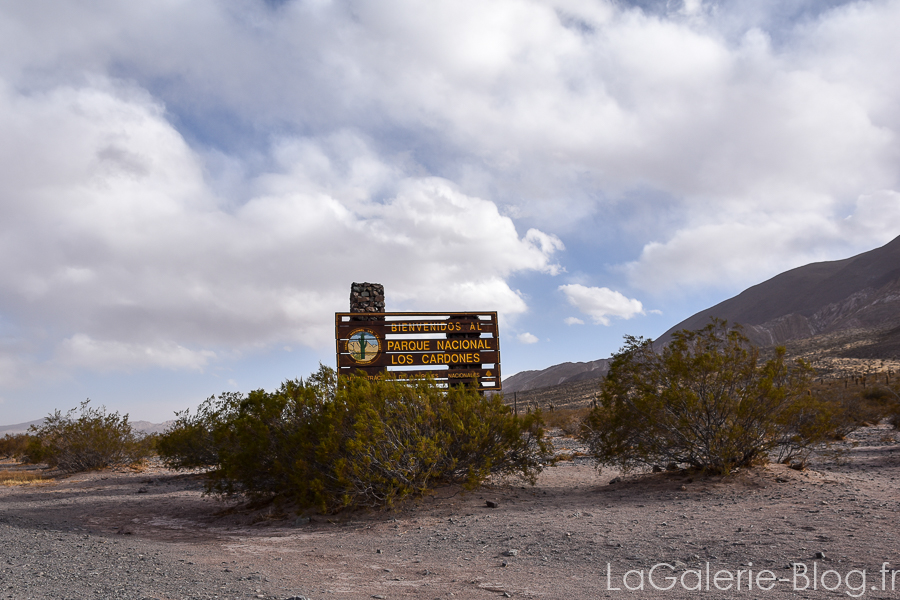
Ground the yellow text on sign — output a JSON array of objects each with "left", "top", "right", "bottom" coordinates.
[
  {"left": 389, "top": 352, "right": 483, "bottom": 365},
  {"left": 389, "top": 321, "right": 484, "bottom": 333}
]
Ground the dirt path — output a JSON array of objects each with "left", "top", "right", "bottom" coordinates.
[{"left": 2, "top": 425, "right": 900, "bottom": 599}]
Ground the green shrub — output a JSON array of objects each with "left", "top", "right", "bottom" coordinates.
[
  {"left": 0, "top": 433, "right": 32, "bottom": 459},
  {"left": 159, "top": 366, "right": 551, "bottom": 512},
  {"left": 25, "top": 400, "right": 151, "bottom": 472},
  {"left": 580, "top": 320, "right": 833, "bottom": 474},
  {"left": 156, "top": 392, "right": 243, "bottom": 469}
]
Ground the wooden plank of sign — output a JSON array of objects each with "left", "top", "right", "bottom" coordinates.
[
  {"left": 336, "top": 312, "right": 496, "bottom": 327},
  {"left": 338, "top": 349, "right": 498, "bottom": 368},
  {"left": 382, "top": 368, "right": 498, "bottom": 379},
  {"left": 336, "top": 368, "right": 502, "bottom": 390},
  {"left": 339, "top": 324, "right": 497, "bottom": 337},
  {"left": 336, "top": 321, "right": 497, "bottom": 337},
  {"left": 336, "top": 311, "right": 497, "bottom": 319}
]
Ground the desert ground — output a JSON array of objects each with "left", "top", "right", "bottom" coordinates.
[{"left": 2, "top": 424, "right": 900, "bottom": 600}]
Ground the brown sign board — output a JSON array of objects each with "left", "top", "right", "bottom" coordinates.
[{"left": 335, "top": 312, "right": 501, "bottom": 391}]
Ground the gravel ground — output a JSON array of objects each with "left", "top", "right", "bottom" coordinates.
[{"left": 2, "top": 425, "right": 900, "bottom": 599}]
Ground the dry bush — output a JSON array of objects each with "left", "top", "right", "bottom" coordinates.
[
  {"left": 159, "top": 366, "right": 553, "bottom": 513},
  {"left": 810, "top": 382, "right": 899, "bottom": 438},
  {"left": 25, "top": 400, "right": 152, "bottom": 473},
  {"left": 542, "top": 406, "right": 592, "bottom": 436},
  {"left": 156, "top": 393, "right": 242, "bottom": 469},
  {"left": 580, "top": 320, "right": 835, "bottom": 474},
  {"left": 0, "top": 433, "right": 32, "bottom": 459}
]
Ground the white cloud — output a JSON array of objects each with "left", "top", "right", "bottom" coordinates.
[
  {"left": 3, "top": 1, "right": 900, "bottom": 415},
  {"left": 56, "top": 335, "right": 216, "bottom": 372},
  {"left": 559, "top": 284, "right": 645, "bottom": 325},
  {"left": 517, "top": 332, "right": 539, "bottom": 344},
  {"left": 0, "top": 82, "right": 562, "bottom": 380},
  {"left": 564, "top": 316, "right": 585, "bottom": 325}
]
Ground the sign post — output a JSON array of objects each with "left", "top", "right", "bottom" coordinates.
[{"left": 335, "top": 311, "right": 501, "bottom": 391}]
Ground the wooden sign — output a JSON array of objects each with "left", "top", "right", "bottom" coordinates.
[{"left": 335, "top": 312, "right": 501, "bottom": 391}]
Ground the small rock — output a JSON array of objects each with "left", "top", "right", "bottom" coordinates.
[
  {"left": 679, "top": 485, "right": 687, "bottom": 491},
  {"left": 372, "top": 596, "right": 386, "bottom": 599},
  {"left": 502, "top": 593, "right": 512, "bottom": 598},
  {"left": 652, "top": 465, "right": 663, "bottom": 473},
  {"left": 486, "top": 500, "right": 499, "bottom": 508},
  {"left": 815, "top": 551, "right": 826, "bottom": 559},
  {"left": 503, "top": 549, "right": 519, "bottom": 557},
  {"left": 500, "top": 560, "right": 508, "bottom": 567},
  {"left": 609, "top": 477, "right": 621, "bottom": 485},
  {"left": 285, "top": 597, "right": 308, "bottom": 600},
  {"left": 376, "top": 549, "right": 383, "bottom": 554},
  {"left": 136, "top": 487, "right": 148, "bottom": 494}
]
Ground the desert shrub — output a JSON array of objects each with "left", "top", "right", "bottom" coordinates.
[
  {"left": 160, "top": 366, "right": 551, "bottom": 512},
  {"left": 542, "top": 406, "right": 592, "bottom": 436},
  {"left": 891, "top": 409, "right": 900, "bottom": 431},
  {"left": 25, "top": 400, "right": 151, "bottom": 472},
  {"left": 809, "top": 381, "right": 900, "bottom": 439},
  {"left": 0, "top": 433, "right": 32, "bottom": 459},
  {"left": 873, "top": 384, "right": 900, "bottom": 429},
  {"left": 580, "top": 320, "right": 834, "bottom": 474},
  {"left": 156, "top": 392, "right": 243, "bottom": 469}
]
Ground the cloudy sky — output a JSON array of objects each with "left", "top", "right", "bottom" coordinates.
[{"left": 2, "top": 0, "right": 900, "bottom": 424}]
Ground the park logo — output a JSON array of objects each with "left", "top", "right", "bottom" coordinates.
[{"left": 346, "top": 328, "right": 381, "bottom": 364}]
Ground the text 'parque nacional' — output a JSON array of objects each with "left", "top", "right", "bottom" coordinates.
[{"left": 335, "top": 311, "right": 501, "bottom": 391}]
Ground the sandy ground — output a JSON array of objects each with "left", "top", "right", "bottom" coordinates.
[{"left": 2, "top": 425, "right": 900, "bottom": 599}]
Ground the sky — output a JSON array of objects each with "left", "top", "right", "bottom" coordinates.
[{"left": 2, "top": 0, "right": 900, "bottom": 425}]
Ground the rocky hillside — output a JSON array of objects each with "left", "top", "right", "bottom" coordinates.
[
  {"left": 657, "top": 233, "right": 900, "bottom": 349},
  {"left": 502, "top": 234, "right": 900, "bottom": 395},
  {"left": 501, "top": 359, "right": 609, "bottom": 394}
]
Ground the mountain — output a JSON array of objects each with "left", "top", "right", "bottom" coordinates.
[
  {"left": 502, "top": 359, "right": 609, "bottom": 394},
  {"left": 502, "top": 234, "right": 900, "bottom": 394},
  {"left": 656, "top": 234, "right": 900, "bottom": 349}
]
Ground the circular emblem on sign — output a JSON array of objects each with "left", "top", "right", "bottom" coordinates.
[{"left": 346, "top": 328, "right": 381, "bottom": 364}]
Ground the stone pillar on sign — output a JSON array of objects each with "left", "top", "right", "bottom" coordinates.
[{"left": 349, "top": 282, "right": 385, "bottom": 322}]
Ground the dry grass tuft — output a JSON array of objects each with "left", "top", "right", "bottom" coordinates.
[{"left": 0, "top": 469, "right": 52, "bottom": 487}]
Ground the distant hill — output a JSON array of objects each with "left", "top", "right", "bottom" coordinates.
[
  {"left": 502, "top": 359, "right": 609, "bottom": 394},
  {"left": 502, "top": 233, "right": 900, "bottom": 394},
  {"left": 0, "top": 419, "right": 173, "bottom": 436},
  {"left": 0, "top": 419, "right": 44, "bottom": 436}
]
